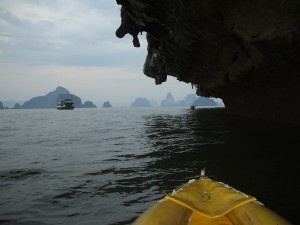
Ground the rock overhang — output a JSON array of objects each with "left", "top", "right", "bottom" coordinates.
[{"left": 115, "top": 0, "right": 300, "bottom": 125}]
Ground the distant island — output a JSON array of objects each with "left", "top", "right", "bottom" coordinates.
[
  {"left": 103, "top": 101, "right": 112, "bottom": 108},
  {"left": 131, "top": 97, "right": 152, "bottom": 107},
  {"left": 8, "top": 86, "right": 97, "bottom": 109},
  {"left": 0, "top": 101, "right": 4, "bottom": 109},
  {"left": 128, "top": 93, "right": 221, "bottom": 108},
  {"left": 1, "top": 90, "right": 224, "bottom": 110},
  {"left": 159, "top": 92, "right": 221, "bottom": 107},
  {"left": 193, "top": 96, "right": 218, "bottom": 106},
  {"left": 127, "top": 92, "right": 223, "bottom": 107},
  {"left": 161, "top": 92, "right": 176, "bottom": 106}
]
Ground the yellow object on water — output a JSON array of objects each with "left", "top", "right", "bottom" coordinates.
[{"left": 133, "top": 176, "right": 292, "bottom": 225}]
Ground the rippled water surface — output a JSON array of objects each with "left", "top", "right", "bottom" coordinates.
[{"left": 0, "top": 107, "right": 299, "bottom": 225}]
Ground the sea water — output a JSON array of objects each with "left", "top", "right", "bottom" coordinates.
[{"left": 0, "top": 107, "right": 299, "bottom": 225}]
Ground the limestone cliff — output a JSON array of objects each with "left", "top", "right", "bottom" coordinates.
[{"left": 115, "top": 0, "right": 300, "bottom": 124}]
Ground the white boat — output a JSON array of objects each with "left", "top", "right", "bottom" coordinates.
[{"left": 56, "top": 99, "right": 74, "bottom": 110}]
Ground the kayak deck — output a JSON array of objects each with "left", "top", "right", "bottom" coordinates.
[{"left": 133, "top": 176, "right": 292, "bottom": 225}]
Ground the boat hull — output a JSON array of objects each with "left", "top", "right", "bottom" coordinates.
[{"left": 56, "top": 107, "right": 74, "bottom": 110}]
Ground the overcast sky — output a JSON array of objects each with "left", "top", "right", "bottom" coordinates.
[{"left": 0, "top": 0, "right": 198, "bottom": 107}]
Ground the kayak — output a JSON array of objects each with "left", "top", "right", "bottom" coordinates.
[{"left": 133, "top": 170, "right": 292, "bottom": 225}]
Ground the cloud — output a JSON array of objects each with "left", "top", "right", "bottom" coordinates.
[
  {"left": 0, "top": 0, "right": 195, "bottom": 105},
  {"left": 0, "top": 0, "right": 140, "bottom": 66}
]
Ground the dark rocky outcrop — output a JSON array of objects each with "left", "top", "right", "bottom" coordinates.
[
  {"left": 0, "top": 101, "right": 4, "bottom": 109},
  {"left": 103, "top": 101, "right": 112, "bottom": 108},
  {"left": 131, "top": 97, "right": 152, "bottom": 107},
  {"left": 115, "top": 0, "right": 300, "bottom": 124}
]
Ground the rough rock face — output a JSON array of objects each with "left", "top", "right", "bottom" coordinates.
[{"left": 115, "top": 0, "right": 300, "bottom": 124}]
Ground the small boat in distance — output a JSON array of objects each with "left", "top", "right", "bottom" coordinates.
[
  {"left": 190, "top": 105, "right": 196, "bottom": 110},
  {"left": 56, "top": 99, "right": 74, "bottom": 110}
]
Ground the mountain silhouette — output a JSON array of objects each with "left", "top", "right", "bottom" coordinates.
[
  {"left": 21, "top": 86, "right": 96, "bottom": 109},
  {"left": 131, "top": 97, "right": 152, "bottom": 107},
  {"left": 193, "top": 96, "right": 218, "bottom": 106},
  {"left": 161, "top": 92, "right": 176, "bottom": 106}
]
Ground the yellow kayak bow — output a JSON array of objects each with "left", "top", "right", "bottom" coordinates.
[{"left": 133, "top": 173, "right": 292, "bottom": 225}]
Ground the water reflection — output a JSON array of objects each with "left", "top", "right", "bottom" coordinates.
[{"left": 141, "top": 108, "right": 299, "bottom": 224}]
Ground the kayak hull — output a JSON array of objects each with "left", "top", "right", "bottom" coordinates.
[{"left": 133, "top": 178, "right": 292, "bottom": 225}]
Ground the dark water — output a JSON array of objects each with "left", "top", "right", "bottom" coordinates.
[{"left": 0, "top": 107, "right": 299, "bottom": 225}]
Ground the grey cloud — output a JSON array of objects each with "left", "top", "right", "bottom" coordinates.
[
  {"left": 0, "top": 0, "right": 142, "bottom": 67},
  {"left": 1, "top": 10, "right": 31, "bottom": 27}
]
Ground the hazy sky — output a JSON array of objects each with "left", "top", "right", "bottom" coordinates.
[{"left": 0, "top": 0, "right": 197, "bottom": 107}]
